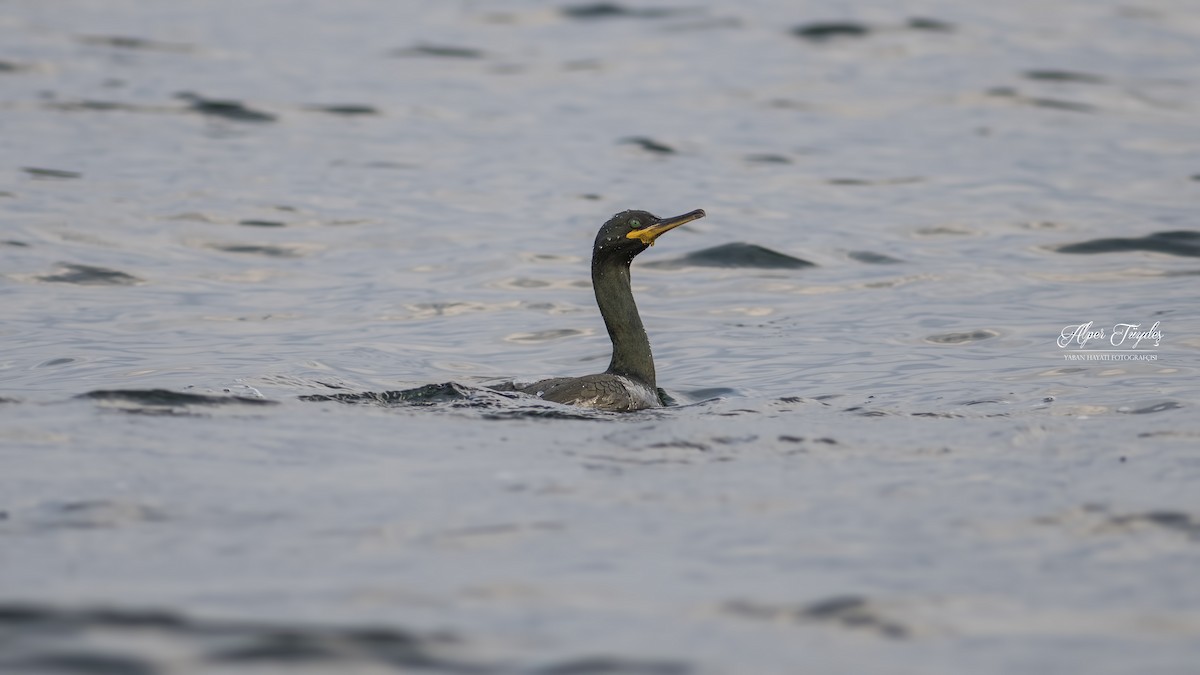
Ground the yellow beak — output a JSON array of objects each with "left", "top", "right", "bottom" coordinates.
[{"left": 626, "top": 209, "right": 706, "bottom": 246}]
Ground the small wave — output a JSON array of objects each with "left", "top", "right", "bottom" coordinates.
[
  {"left": 561, "top": 3, "right": 694, "bottom": 20},
  {"left": 0, "top": 603, "right": 693, "bottom": 674},
  {"left": 923, "top": 329, "right": 999, "bottom": 345},
  {"left": 847, "top": 251, "right": 904, "bottom": 264},
  {"left": 619, "top": 136, "right": 676, "bottom": 154},
  {"left": 175, "top": 92, "right": 277, "bottom": 123},
  {"left": 305, "top": 103, "right": 380, "bottom": 116},
  {"left": 725, "top": 595, "right": 909, "bottom": 639},
  {"left": 0, "top": 603, "right": 470, "bottom": 674},
  {"left": 77, "top": 34, "right": 193, "bottom": 52},
  {"left": 22, "top": 167, "right": 82, "bottom": 179},
  {"left": 37, "top": 264, "right": 141, "bottom": 285},
  {"left": 301, "top": 382, "right": 482, "bottom": 405},
  {"left": 1024, "top": 69, "right": 1107, "bottom": 84},
  {"left": 78, "top": 389, "right": 276, "bottom": 407},
  {"left": 643, "top": 242, "right": 813, "bottom": 270},
  {"left": 1054, "top": 230, "right": 1200, "bottom": 257},
  {"left": 391, "top": 44, "right": 485, "bottom": 59}
]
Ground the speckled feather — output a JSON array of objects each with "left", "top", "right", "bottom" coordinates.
[{"left": 513, "top": 374, "right": 662, "bottom": 412}]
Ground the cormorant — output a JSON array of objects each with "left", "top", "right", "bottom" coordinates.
[{"left": 506, "top": 208, "right": 706, "bottom": 411}]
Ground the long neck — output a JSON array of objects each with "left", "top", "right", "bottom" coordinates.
[{"left": 592, "top": 255, "right": 655, "bottom": 387}]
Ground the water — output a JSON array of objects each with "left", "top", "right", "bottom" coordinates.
[{"left": 2, "top": 1, "right": 1199, "bottom": 673}]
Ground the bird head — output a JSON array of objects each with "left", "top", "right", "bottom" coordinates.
[{"left": 593, "top": 209, "right": 706, "bottom": 262}]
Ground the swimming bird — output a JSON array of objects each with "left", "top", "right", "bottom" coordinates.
[{"left": 505, "top": 208, "right": 706, "bottom": 411}]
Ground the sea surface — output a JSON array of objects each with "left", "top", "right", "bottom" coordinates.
[{"left": 2, "top": 1, "right": 1199, "bottom": 673}]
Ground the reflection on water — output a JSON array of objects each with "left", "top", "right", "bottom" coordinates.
[
  {"left": 0, "top": 602, "right": 694, "bottom": 674},
  {"left": 1055, "top": 230, "right": 1200, "bottom": 257}
]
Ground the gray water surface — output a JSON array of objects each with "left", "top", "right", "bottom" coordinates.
[{"left": 2, "top": 1, "right": 1199, "bottom": 673}]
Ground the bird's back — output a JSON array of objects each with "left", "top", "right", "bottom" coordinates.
[{"left": 510, "top": 373, "right": 661, "bottom": 411}]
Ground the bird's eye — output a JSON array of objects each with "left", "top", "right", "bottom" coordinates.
[{"left": 629, "top": 219, "right": 641, "bottom": 229}]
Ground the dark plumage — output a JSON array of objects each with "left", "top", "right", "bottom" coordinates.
[{"left": 506, "top": 208, "right": 706, "bottom": 411}]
